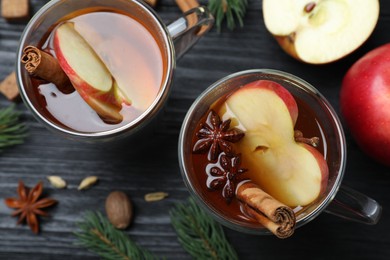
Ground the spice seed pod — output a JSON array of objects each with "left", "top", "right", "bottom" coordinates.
[
  {"left": 47, "top": 176, "right": 67, "bottom": 189},
  {"left": 144, "top": 192, "right": 169, "bottom": 202},
  {"left": 105, "top": 191, "right": 133, "bottom": 229},
  {"left": 78, "top": 176, "right": 98, "bottom": 190}
]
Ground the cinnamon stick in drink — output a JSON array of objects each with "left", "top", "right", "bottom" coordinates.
[
  {"left": 236, "top": 181, "right": 296, "bottom": 239},
  {"left": 21, "top": 46, "right": 73, "bottom": 93}
]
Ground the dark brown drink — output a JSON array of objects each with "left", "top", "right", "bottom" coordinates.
[{"left": 189, "top": 80, "right": 329, "bottom": 227}]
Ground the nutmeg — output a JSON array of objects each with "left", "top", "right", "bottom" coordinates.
[{"left": 105, "top": 191, "right": 133, "bottom": 229}]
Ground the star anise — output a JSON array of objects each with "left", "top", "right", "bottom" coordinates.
[
  {"left": 193, "top": 110, "right": 244, "bottom": 161},
  {"left": 207, "top": 153, "right": 247, "bottom": 203},
  {"left": 4, "top": 181, "right": 57, "bottom": 234}
]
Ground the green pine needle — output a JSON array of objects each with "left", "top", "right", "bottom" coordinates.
[
  {"left": 170, "top": 197, "right": 238, "bottom": 260},
  {"left": 0, "top": 104, "right": 28, "bottom": 150},
  {"left": 208, "top": 0, "right": 248, "bottom": 31},
  {"left": 75, "top": 211, "right": 158, "bottom": 260}
]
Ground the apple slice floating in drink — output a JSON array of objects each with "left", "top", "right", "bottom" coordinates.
[
  {"left": 54, "top": 22, "right": 129, "bottom": 123},
  {"left": 220, "top": 80, "right": 328, "bottom": 207},
  {"left": 263, "top": 0, "right": 380, "bottom": 64}
]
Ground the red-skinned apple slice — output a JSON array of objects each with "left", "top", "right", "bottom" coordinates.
[
  {"left": 220, "top": 80, "right": 328, "bottom": 207},
  {"left": 263, "top": 0, "right": 380, "bottom": 64},
  {"left": 54, "top": 22, "right": 123, "bottom": 122}
]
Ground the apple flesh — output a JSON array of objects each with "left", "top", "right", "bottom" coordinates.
[
  {"left": 263, "top": 0, "right": 380, "bottom": 64},
  {"left": 340, "top": 44, "right": 390, "bottom": 166},
  {"left": 54, "top": 22, "right": 124, "bottom": 122},
  {"left": 221, "top": 80, "right": 328, "bottom": 206}
]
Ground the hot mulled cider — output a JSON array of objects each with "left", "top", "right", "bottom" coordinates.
[
  {"left": 188, "top": 79, "right": 331, "bottom": 238},
  {"left": 23, "top": 8, "right": 165, "bottom": 132}
]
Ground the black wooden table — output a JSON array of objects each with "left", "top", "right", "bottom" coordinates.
[{"left": 1, "top": 0, "right": 389, "bottom": 259}]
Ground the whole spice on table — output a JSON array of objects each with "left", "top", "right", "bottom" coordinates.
[
  {"left": 78, "top": 176, "right": 98, "bottom": 191},
  {"left": 105, "top": 191, "right": 133, "bottom": 229},
  {"left": 144, "top": 192, "right": 169, "bottom": 202},
  {"left": 47, "top": 176, "right": 67, "bottom": 189},
  {"left": 4, "top": 181, "right": 57, "bottom": 234}
]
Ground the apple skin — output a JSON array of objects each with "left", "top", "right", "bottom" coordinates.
[
  {"left": 53, "top": 23, "right": 125, "bottom": 123},
  {"left": 53, "top": 31, "right": 119, "bottom": 107},
  {"left": 223, "top": 80, "right": 328, "bottom": 206},
  {"left": 340, "top": 44, "right": 390, "bottom": 166},
  {"left": 54, "top": 45, "right": 122, "bottom": 123}
]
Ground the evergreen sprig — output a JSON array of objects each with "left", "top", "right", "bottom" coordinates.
[
  {"left": 170, "top": 197, "right": 238, "bottom": 260},
  {"left": 0, "top": 104, "right": 28, "bottom": 151},
  {"left": 74, "top": 211, "right": 158, "bottom": 260},
  {"left": 208, "top": 0, "right": 248, "bottom": 31}
]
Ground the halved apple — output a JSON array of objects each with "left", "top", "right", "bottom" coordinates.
[
  {"left": 263, "top": 0, "right": 380, "bottom": 64},
  {"left": 53, "top": 22, "right": 123, "bottom": 122},
  {"left": 220, "top": 80, "right": 328, "bottom": 206}
]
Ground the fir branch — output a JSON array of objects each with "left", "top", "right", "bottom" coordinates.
[
  {"left": 0, "top": 104, "right": 28, "bottom": 151},
  {"left": 170, "top": 197, "right": 238, "bottom": 260},
  {"left": 208, "top": 0, "right": 248, "bottom": 31},
  {"left": 75, "top": 211, "right": 158, "bottom": 260}
]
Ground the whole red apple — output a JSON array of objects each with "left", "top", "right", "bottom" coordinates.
[{"left": 340, "top": 43, "right": 390, "bottom": 166}]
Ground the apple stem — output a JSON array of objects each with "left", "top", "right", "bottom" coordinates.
[{"left": 294, "top": 130, "right": 320, "bottom": 147}]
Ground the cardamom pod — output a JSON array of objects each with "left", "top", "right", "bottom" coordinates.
[
  {"left": 47, "top": 176, "right": 67, "bottom": 189},
  {"left": 144, "top": 192, "right": 168, "bottom": 202},
  {"left": 78, "top": 176, "right": 98, "bottom": 190}
]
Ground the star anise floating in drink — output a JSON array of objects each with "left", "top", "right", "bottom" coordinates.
[
  {"left": 193, "top": 110, "right": 244, "bottom": 160},
  {"left": 4, "top": 181, "right": 57, "bottom": 234},
  {"left": 193, "top": 110, "right": 247, "bottom": 203},
  {"left": 207, "top": 153, "right": 247, "bottom": 203}
]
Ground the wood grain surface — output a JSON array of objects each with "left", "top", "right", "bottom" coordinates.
[{"left": 1, "top": 0, "right": 390, "bottom": 259}]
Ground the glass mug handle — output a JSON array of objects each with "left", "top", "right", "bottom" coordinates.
[
  {"left": 167, "top": 6, "right": 214, "bottom": 59},
  {"left": 325, "top": 185, "right": 382, "bottom": 225}
]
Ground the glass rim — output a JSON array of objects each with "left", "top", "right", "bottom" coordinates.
[
  {"left": 16, "top": 0, "right": 176, "bottom": 140},
  {"left": 178, "top": 69, "right": 347, "bottom": 234}
]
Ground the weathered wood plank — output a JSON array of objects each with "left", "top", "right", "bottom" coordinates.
[{"left": 0, "top": 0, "right": 390, "bottom": 259}]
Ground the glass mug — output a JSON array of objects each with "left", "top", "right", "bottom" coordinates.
[
  {"left": 178, "top": 69, "right": 382, "bottom": 234},
  {"left": 16, "top": 0, "right": 214, "bottom": 142}
]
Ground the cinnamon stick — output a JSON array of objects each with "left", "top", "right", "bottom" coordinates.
[
  {"left": 21, "top": 46, "right": 73, "bottom": 93},
  {"left": 144, "top": 0, "right": 158, "bottom": 7},
  {"left": 175, "top": 0, "right": 200, "bottom": 12},
  {"left": 175, "top": 0, "right": 200, "bottom": 27},
  {"left": 236, "top": 181, "right": 296, "bottom": 239}
]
